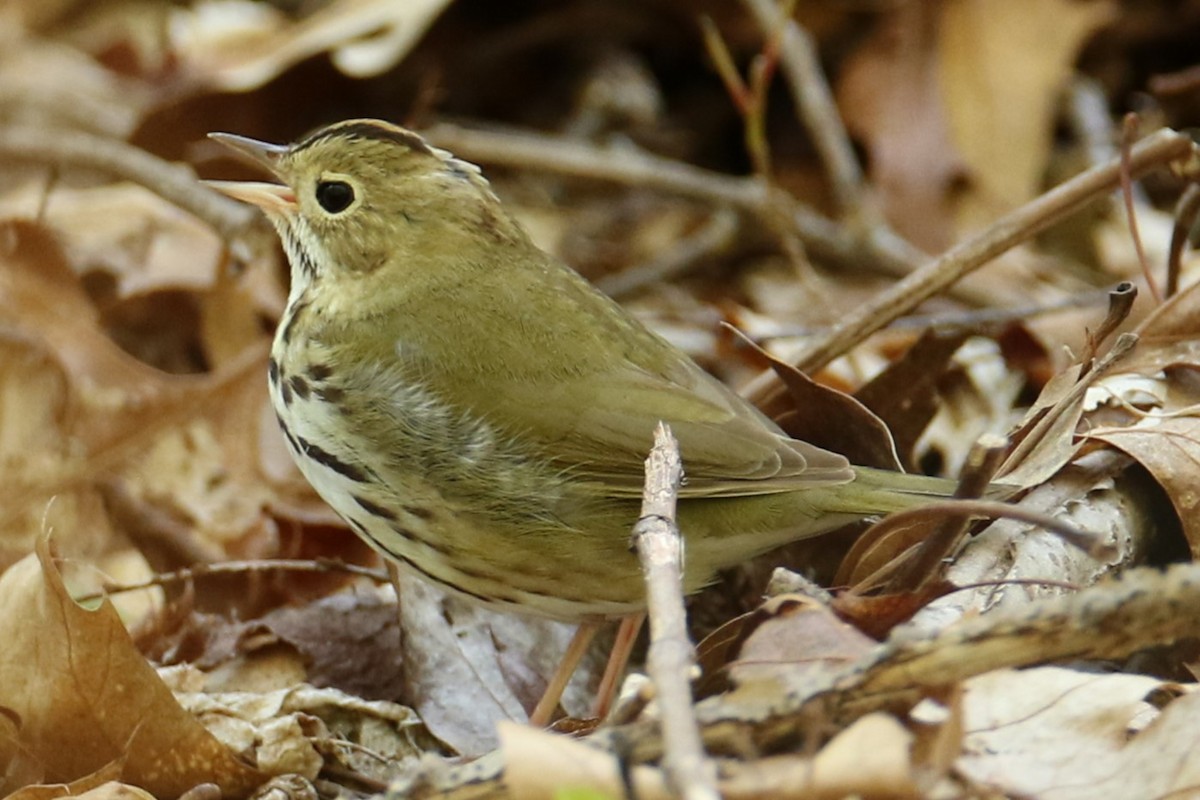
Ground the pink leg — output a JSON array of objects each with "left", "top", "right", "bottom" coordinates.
[
  {"left": 591, "top": 613, "right": 646, "bottom": 720},
  {"left": 529, "top": 620, "right": 600, "bottom": 727}
]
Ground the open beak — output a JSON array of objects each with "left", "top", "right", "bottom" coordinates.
[{"left": 206, "top": 132, "right": 297, "bottom": 214}]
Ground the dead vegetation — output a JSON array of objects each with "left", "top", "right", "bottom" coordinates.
[{"left": 1, "top": 1, "right": 1200, "bottom": 798}]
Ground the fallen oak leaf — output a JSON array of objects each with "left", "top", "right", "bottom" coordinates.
[{"left": 0, "top": 539, "right": 263, "bottom": 797}]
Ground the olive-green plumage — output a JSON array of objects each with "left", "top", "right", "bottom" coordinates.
[{"left": 209, "top": 119, "right": 952, "bottom": 621}]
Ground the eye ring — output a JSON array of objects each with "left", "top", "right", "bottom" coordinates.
[{"left": 315, "top": 180, "right": 355, "bottom": 214}]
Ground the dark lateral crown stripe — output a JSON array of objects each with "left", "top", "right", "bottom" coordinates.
[{"left": 292, "top": 121, "right": 433, "bottom": 157}]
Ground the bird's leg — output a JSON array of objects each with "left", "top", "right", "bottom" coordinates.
[
  {"left": 529, "top": 619, "right": 601, "bottom": 726},
  {"left": 591, "top": 612, "right": 645, "bottom": 719}
]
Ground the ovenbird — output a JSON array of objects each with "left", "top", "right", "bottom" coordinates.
[{"left": 208, "top": 119, "right": 953, "bottom": 719}]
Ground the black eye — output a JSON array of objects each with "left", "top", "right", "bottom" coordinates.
[{"left": 315, "top": 180, "right": 354, "bottom": 213}]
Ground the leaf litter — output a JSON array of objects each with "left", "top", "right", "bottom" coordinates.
[{"left": 0, "top": 1, "right": 1199, "bottom": 798}]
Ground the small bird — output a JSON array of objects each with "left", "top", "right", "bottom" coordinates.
[{"left": 208, "top": 119, "right": 953, "bottom": 722}]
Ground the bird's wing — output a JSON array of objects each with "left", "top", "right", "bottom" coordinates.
[
  {"left": 389, "top": 243, "right": 855, "bottom": 499},
  {"left": 495, "top": 350, "right": 855, "bottom": 499}
]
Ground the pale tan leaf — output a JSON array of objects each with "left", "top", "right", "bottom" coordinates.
[
  {"left": 940, "top": 0, "right": 1115, "bottom": 229},
  {"left": 0, "top": 540, "right": 262, "bottom": 797}
]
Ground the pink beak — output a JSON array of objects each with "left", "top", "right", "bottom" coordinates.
[{"left": 206, "top": 132, "right": 297, "bottom": 214}]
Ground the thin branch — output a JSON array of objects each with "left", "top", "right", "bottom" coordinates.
[
  {"left": 423, "top": 121, "right": 936, "bottom": 283},
  {"left": 1167, "top": 183, "right": 1200, "bottom": 299},
  {"left": 597, "top": 207, "right": 739, "bottom": 298},
  {"left": 783, "top": 128, "right": 1193, "bottom": 376},
  {"left": 73, "top": 558, "right": 389, "bottom": 605},
  {"left": 742, "top": 0, "right": 867, "bottom": 217},
  {"left": 0, "top": 125, "right": 264, "bottom": 246},
  {"left": 1119, "top": 114, "right": 1161, "bottom": 303},
  {"left": 633, "top": 423, "right": 718, "bottom": 800}
]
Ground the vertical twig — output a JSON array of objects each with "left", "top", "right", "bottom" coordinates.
[
  {"left": 632, "top": 423, "right": 718, "bottom": 800},
  {"left": 1167, "top": 184, "right": 1200, "bottom": 299},
  {"left": 1119, "top": 114, "right": 1162, "bottom": 303},
  {"left": 743, "top": 0, "right": 867, "bottom": 217}
]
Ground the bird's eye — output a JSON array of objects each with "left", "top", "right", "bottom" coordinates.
[{"left": 315, "top": 180, "right": 355, "bottom": 213}]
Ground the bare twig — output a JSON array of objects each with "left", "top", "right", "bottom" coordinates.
[
  {"left": 0, "top": 125, "right": 264, "bottom": 246},
  {"left": 1000, "top": 332, "right": 1137, "bottom": 475},
  {"left": 73, "top": 558, "right": 389, "bottom": 605},
  {"left": 889, "top": 434, "right": 1008, "bottom": 592},
  {"left": 743, "top": 0, "right": 867, "bottom": 217},
  {"left": 1167, "top": 184, "right": 1200, "bottom": 298},
  {"left": 1119, "top": 114, "right": 1161, "bottom": 303},
  {"left": 633, "top": 423, "right": 718, "bottom": 800},
  {"left": 423, "top": 121, "right": 938, "bottom": 284},
  {"left": 598, "top": 207, "right": 739, "bottom": 298},
  {"left": 779, "top": 128, "right": 1193, "bottom": 377},
  {"left": 755, "top": 286, "right": 1112, "bottom": 339}
]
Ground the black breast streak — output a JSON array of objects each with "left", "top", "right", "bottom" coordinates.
[
  {"left": 288, "top": 374, "right": 311, "bottom": 400},
  {"left": 404, "top": 505, "right": 434, "bottom": 521},
  {"left": 314, "top": 384, "right": 346, "bottom": 404},
  {"left": 353, "top": 493, "right": 397, "bottom": 521},
  {"left": 280, "top": 299, "right": 311, "bottom": 346},
  {"left": 294, "top": 434, "right": 371, "bottom": 483}
]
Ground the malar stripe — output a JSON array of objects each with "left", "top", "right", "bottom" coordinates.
[
  {"left": 294, "top": 435, "right": 370, "bottom": 483},
  {"left": 292, "top": 121, "right": 434, "bottom": 157}
]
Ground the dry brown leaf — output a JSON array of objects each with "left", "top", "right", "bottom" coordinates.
[
  {"left": 162, "top": 674, "right": 435, "bottom": 784},
  {"left": 1083, "top": 279, "right": 1200, "bottom": 554},
  {"left": 0, "top": 540, "right": 263, "bottom": 797},
  {"left": 940, "top": 0, "right": 1115, "bottom": 231},
  {"left": 161, "top": 588, "right": 406, "bottom": 701},
  {"left": 397, "top": 578, "right": 588, "bottom": 757},
  {"left": 958, "top": 667, "right": 1200, "bottom": 799},
  {"left": 172, "top": 0, "right": 455, "bottom": 91},
  {"left": 0, "top": 220, "right": 287, "bottom": 563},
  {"left": 854, "top": 330, "right": 970, "bottom": 471},
  {"left": 1087, "top": 407, "right": 1200, "bottom": 555},
  {"left": 9, "top": 781, "right": 156, "bottom": 800},
  {"left": 727, "top": 595, "right": 876, "bottom": 694},
  {"left": 503, "top": 712, "right": 935, "bottom": 800},
  {"left": 749, "top": 337, "right": 902, "bottom": 470},
  {"left": 837, "top": 3, "right": 962, "bottom": 251}
]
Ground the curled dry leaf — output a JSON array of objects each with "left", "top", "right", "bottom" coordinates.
[
  {"left": 1081, "top": 276, "right": 1200, "bottom": 555},
  {"left": 958, "top": 667, "right": 1200, "bottom": 800},
  {"left": 940, "top": 0, "right": 1115, "bottom": 231},
  {"left": 163, "top": 675, "right": 436, "bottom": 783},
  {"left": 500, "top": 712, "right": 945, "bottom": 800},
  {"left": 0, "top": 539, "right": 262, "bottom": 797},
  {"left": 725, "top": 594, "right": 876, "bottom": 695},
  {"left": 171, "top": 0, "right": 455, "bottom": 91},
  {"left": 396, "top": 578, "right": 586, "bottom": 757},
  {"left": 0, "top": 219, "right": 291, "bottom": 564}
]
